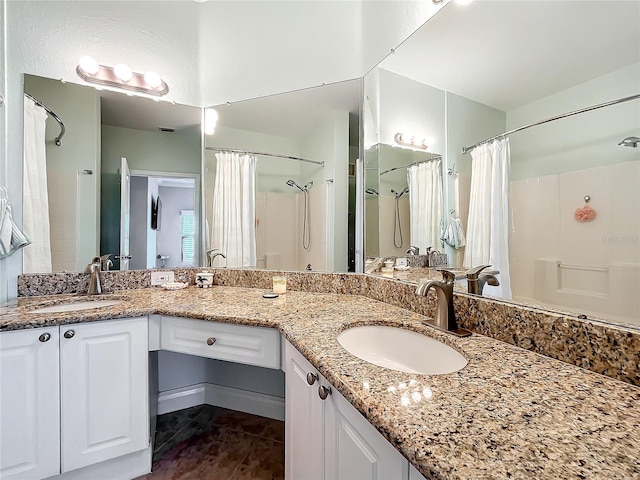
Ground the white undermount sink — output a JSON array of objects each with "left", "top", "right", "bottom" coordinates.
[
  {"left": 29, "top": 298, "right": 125, "bottom": 313},
  {"left": 337, "top": 325, "right": 467, "bottom": 375}
]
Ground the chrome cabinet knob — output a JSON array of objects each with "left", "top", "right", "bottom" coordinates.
[
  {"left": 318, "top": 385, "right": 332, "bottom": 400},
  {"left": 39, "top": 333, "right": 51, "bottom": 343},
  {"left": 306, "top": 372, "right": 319, "bottom": 385},
  {"left": 206, "top": 337, "right": 216, "bottom": 346},
  {"left": 63, "top": 330, "right": 75, "bottom": 339}
]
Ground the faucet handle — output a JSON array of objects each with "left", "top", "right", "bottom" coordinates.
[{"left": 466, "top": 264, "right": 492, "bottom": 279}]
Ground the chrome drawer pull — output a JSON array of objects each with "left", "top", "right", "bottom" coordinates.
[
  {"left": 39, "top": 333, "right": 51, "bottom": 343},
  {"left": 306, "top": 372, "right": 319, "bottom": 385},
  {"left": 206, "top": 337, "right": 216, "bottom": 346},
  {"left": 63, "top": 330, "right": 75, "bottom": 339}
]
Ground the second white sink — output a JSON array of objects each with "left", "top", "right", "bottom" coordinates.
[
  {"left": 29, "top": 299, "right": 124, "bottom": 313},
  {"left": 337, "top": 325, "right": 467, "bottom": 375}
]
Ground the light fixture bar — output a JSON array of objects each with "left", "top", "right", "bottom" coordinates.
[
  {"left": 76, "top": 61, "right": 169, "bottom": 97},
  {"left": 394, "top": 132, "right": 429, "bottom": 150}
]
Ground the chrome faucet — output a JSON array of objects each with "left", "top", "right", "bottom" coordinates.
[
  {"left": 100, "top": 254, "right": 113, "bottom": 271},
  {"left": 87, "top": 256, "right": 103, "bottom": 295},
  {"left": 406, "top": 245, "right": 419, "bottom": 255},
  {"left": 466, "top": 265, "right": 500, "bottom": 295},
  {"left": 207, "top": 249, "right": 226, "bottom": 267},
  {"left": 416, "top": 270, "right": 471, "bottom": 337}
]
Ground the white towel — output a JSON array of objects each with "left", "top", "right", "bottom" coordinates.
[
  {"left": 0, "top": 185, "right": 31, "bottom": 259},
  {"left": 441, "top": 216, "right": 466, "bottom": 249}
]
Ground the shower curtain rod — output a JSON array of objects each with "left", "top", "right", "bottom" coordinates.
[
  {"left": 462, "top": 92, "right": 640, "bottom": 154},
  {"left": 206, "top": 146, "right": 324, "bottom": 167},
  {"left": 379, "top": 155, "right": 442, "bottom": 176},
  {"left": 24, "top": 92, "right": 65, "bottom": 146}
]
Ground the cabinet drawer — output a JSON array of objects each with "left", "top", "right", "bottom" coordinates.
[{"left": 160, "top": 317, "right": 280, "bottom": 369}]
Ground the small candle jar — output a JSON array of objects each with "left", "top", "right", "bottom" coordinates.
[{"left": 273, "top": 276, "right": 287, "bottom": 294}]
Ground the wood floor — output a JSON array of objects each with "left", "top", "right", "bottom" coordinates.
[{"left": 136, "top": 405, "right": 284, "bottom": 480}]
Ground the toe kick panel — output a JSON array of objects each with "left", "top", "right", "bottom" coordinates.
[{"left": 160, "top": 316, "right": 280, "bottom": 369}]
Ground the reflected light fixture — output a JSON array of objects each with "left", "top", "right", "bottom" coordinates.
[
  {"left": 204, "top": 108, "right": 219, "bottom": 135},
  {"left": 76, "top": 56, "right": 169, "bottom": 97},
  {"left": 394, "top": 132, "right": 429, "bottom": 150},
  {"left": 432, "top": 0, "right": 473, "bottom": 4}
]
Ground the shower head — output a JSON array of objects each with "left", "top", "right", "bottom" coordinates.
[
  {"left": 286, "top": 179, "right": 305, "bottom": 192},
  {"left": 365, "top": 188, "right": 379, "bottom": 196},
  {"left": 391, "top": 187, "right": 409, "bottom": 198},
  {"left": 618, "top": 136, "right": 640, "bottom": 148}
]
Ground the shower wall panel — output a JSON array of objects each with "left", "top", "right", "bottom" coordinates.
[{"left": 510, "top": 160, "right": 640, "bottom": 325}]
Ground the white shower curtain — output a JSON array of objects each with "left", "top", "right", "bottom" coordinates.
[
  {"left": 464, "top": 139, "right": 512, "bottom": 298},
  {"left": 408, "top": 159, "right": 442, "bottom": 253},
  {"left": 22, "top": 96, "right": 52, "bottom": 273},
  {"left": 210, "top": 152, "right": 257, "bottom": 268}
]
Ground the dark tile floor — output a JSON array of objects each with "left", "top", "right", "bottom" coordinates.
[{"left": 136, "top": 405, "right": 284, "bottom": 480}]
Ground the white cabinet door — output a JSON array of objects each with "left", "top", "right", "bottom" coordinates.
[
  {"left": 60, "top": 318, "right": 148, "bottom": 473},
  {"left": 0, "top": 328, "right": 60, "bottom": 480},
  {"left": 324, "top": 380, "right": 409, "bottom": 480},
  {"left": 285, "top": 340, "right": 408, "bottom": 480},
  {"left": 284, "top": 342, "right": 324, "bottom": 480}
]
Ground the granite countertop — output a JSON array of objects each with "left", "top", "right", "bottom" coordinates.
[
  {"left": 366, "top": 267, "right": 466, "bottom": 285},
  {"left": 2, "top": 287, "right": 639, "bottom": 479}
]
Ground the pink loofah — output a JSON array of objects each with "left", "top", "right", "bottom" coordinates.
[{"left": 574, "top": 205, "right": 596, "bottom": 222}]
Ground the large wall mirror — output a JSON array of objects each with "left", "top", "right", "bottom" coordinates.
[
  {"left": 22, "top": 74, "right": 202, "bottom": 273},
  {"left": 203, "top": 80, "right": 360, "bottom": 273},
  {"left": 364, "top": 1, "right": 640, "bottom": 329},
  {"left": 24, "top": 75, "right": 361, "bottom": 273},
  {"left": 21, "top": 74, "right": 360, "bottom": 275}
]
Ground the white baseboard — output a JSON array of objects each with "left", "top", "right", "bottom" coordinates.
[
  {"left": 158, "top": 383, "right": 285, "bottom": 421},
  {"left": 157, "top": 384, "right": 206, "bottom": 414},
  {"left": 47, "top": 445, "right": 152, "bottom": 480}
]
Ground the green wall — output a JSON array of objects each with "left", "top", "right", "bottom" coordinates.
[{"left": 100, "top": 125, "right": 201, "bottom": 263}]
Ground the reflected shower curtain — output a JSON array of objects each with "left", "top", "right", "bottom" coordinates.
[
  {"left": 464, "top": 139, "right": 512, "bottom": 298},
  {"left": 22, "top": 96, "right": 52, "bottom": 273},
  {"left": 211, "top": 152, "right": 257, "bottom": 268},
  {"left": 408, "top": 159, "right": 442, "bottom": 253}
]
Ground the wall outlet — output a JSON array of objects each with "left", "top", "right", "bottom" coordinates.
[{"left": 151, "top": 271, "right": 174, "bottom": 286}]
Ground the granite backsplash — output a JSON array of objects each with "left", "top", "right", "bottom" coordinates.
[{"left": 17, "top": 267, "right": 640, "bottom": 387}]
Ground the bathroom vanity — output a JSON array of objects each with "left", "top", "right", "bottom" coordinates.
[{"left": 1, "top": 283, "right": 639, "bottom": 480}]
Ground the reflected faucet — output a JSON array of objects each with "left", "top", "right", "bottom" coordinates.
[
  {"left": 207, "top": 249, "right": 226, "bottom": 267},
  {"left": 416, "top": 270, "right": 471, "bottom": 337},
  {"left": 466, "top": 265, "right": 500, "bottom": 295},
  {"left": 87, "top": 256, "right": 103, "bottom": 295},
  {"left": 100, "top": 254, "right": 113, "bottom": 271},
  {"left": 406, "top": 246, "right": 419, "bottom": 255}
]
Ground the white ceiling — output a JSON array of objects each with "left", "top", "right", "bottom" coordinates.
[
  {"left": 100, "top": 90, "right": 201, "bottom": 136},
  {"left": 88, "top": 0, "right": 640, "bottom": 136},
  {"left": 211, "top": 79, "right": 361, "bottom": 138},
  {"left": 380, "top": 0, "right": 640, "bottom": 112}
]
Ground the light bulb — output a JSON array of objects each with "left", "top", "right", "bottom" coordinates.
[
  {"left": 114, "top": 64, "right": 132, "bottom": 82},
  {"left": 204, "top": 108, "right": 218, "bottom": 135},
  {"left": 144, "top": 71, "right": 162, "bottom": 89},
  {"left": 78, "top": 56, "right": 99, "bottom": 76}
]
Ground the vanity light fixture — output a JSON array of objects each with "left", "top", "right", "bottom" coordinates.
[
  {"left": 76, "top": 56, "right": 169, "bottom": 97},
  {"left": 394, "top": 132, "right": 429, "bottom": 150}
]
